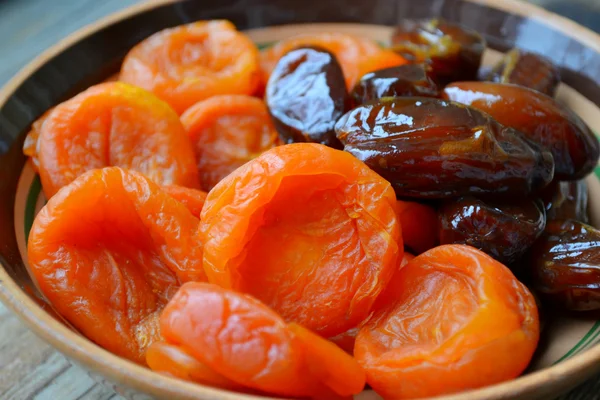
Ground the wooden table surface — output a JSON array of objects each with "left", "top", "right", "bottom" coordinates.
[{"left": 1, "top": 0, "right": 600, "bottom": 399}]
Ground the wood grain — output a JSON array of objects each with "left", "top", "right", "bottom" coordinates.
[{"left": 0, "top": 0, "right": 599, "bottom": 399}]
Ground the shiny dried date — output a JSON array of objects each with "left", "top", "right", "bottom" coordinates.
[
  {"left": 350, "top": 64, "right": 439, "bottom": 106},
  {"left": 484, "top": 48, "right": 560, "bottom": 97},
  {"left": 391, "top": 18, "right": 485, "bottom": 85},
  {"left": 335, "top": 97, "right": 554, "bottom": 199},
  {"left": 529, "top": 219, "right": 600, "bottom": 311},
  {"left": 266, "top": 46, "right": 346, "bottom": 148},
  {"left": 439, "top": 197, "right": 546, "bottom": 265},
  {"left": 541, "top": 180, "right": 589, "bottom": 223},
  {"left": 443, "top": 82, "right": 599, "bottom": 180}
]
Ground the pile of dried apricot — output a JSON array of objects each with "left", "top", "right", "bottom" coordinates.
[{"left": 23, "top": 17, "right": 600, "bottom": 400}]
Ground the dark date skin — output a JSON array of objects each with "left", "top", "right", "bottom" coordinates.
[
  {"left": 350, "top": 64, "right": 439, "bottom": 106},
  {"left": 529, "top": 219, "right": 600, "bottom": 311},
  {"left": 541, "top": 180, "right": 589, "bottom": 223},
  {"left": 266, "top": 46, "right": 346, "bottom": 148},
  {"left": 439, "top": 197, "right": 546, "bottom": 265},
  {"left": 484, "top": 48, "right": 560, "bottom": 97},
  {"left": 443, "top": 82, "right": 600, "bottom": 180},
  {"left": 391, "top": 18, "right": 485, "bottom": 85},
  {"left": 335, "top": 97, "right": 554, "bottom": 199}
]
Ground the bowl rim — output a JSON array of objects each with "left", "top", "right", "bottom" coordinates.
[{"left": 1, "top": 0, "right": 600, "bottom": 399}]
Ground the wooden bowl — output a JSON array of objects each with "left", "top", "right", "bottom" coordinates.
[{"left": 1, "top": 0, "right": 600, "bottom": 399}]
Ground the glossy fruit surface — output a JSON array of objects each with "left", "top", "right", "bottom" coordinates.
[
  {"left": 529, "top": 220, "right": 600, "bottom": 311},
  {"left": 350, "top": 64, "right": 439, "bottom": 106},
  {"left": 484, "top": 48, "right": 560, "bottom": 96},
  {"left": 335, "top": 97, "right": 554, "bottom": 198},
  {"left": 266, "top": 47, "right": 346, "bottom": 148},
  {"left": 391, "top": 18, "right": 485, "bottom": 84},
  {"left": 541, "top": 180, "right": 589, "bottom": 223},
  {"left": 439, "top": 197, "right": 546, "bottom": 265},
  {"left": 443, "top": 81, "right": 599, "bottom": 180}
]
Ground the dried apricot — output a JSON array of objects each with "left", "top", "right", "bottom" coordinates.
[
  {"left": 37, "top": 82, "right": 199, "bottom": 198},
  {"left": 260, "top": 33, "right": 407, "bottom": 89},
  {"left": 161, "top": 185, "right": 207, "bottom": 219},
  {"left": 396, "top": 200, "right": 437, "bottom": 254},
  {"left": 159, "top": 282, "right": 365, "bottom": 397},
  {"left": 355, "top": 244, "right": 539, "bottom": 399},
  {"left": 27, "top": 167, "right": 205, "bottom": 364},
  {"left": 120, "top": 21, "right": 260, "bottom": 114},
  {"left": 23, "top": 109, "right": 52, "bottom": 172},
  {"left": 200, "top": 143, "right": 401, "bottom": 337},
  {"left": 180, "top": 95, "right": 279, "bottom": 191}
]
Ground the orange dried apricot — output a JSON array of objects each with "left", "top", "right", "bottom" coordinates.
[
  {"left": 37, "top": 82, "right": 199, "bottom": 198},
  {"left": 260, "top": 33, "right": 407, "bottom": 89},
  {"left": 27, "top": 167, "right": 205, "bottom": 364},
  {"left": 355, "top": 244, "right": 539, "bottom": 399},
  {"left": 180, "top": 95, "right": 279, "bottom": 191},
  {"left": 159, "top": 282, "right": 365, "bottom": 397},
  {"left": 396, "top": 200, "right": 438, "bottom": 254},
  {"left": 120, "top": 21, "right": 260, "bottom": 114},
  {"left": 161, "top": 185, "right": 207, "bottom": 219},
  {"left": 23, "top": 109, "right": 52, "bottom": 172},
  {"left": 200, "top": 143, "right": 401, "bottom": 337}
]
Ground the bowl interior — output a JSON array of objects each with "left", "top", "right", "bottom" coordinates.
[{"left": 1, "top": 0, "right": 600, "bottom": 399}]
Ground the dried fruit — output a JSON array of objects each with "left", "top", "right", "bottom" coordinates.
[
  {"left": 181, "top": 94, "right": 279, "bottom": 191},
  {"left": 158, "top": 282, "right": 365, "bottom": 397},
  {"left": 120, "top": 21, "right": 260, "bottom": 114},
  {"left": 484, "top": 48, "right": 560, "bottom": 96},
  {"left": 541, "top": 180, "right": 589, "bottom": 223},
  {"left": 36, "top": 82, "right": 199, "bottom": 198},
  {"left": 439, "top": 197, "right": 546, "bottom": 265},
  {"left": 335, "top": 97, "right": 554, "bottom": 199},
  {"left": 391, "top": 18, "right": 485, "bottom": 84},
  {"left": 200, "top": 143, "right": 401, "bottom": 336},
  {"left": 356, "top": 245, "right": 539, "bottom": 399},
  {"left": 350, "top": 63, "right": 439, "bottom": 106},
  {"left": 266, "top": 47, "right": 346, "bottom": 148},
  {"left": 443, "top": 82, "right": 599, "bottom": 180},
  {"left": 529, "top": 220, "right": 600, "bottom": 311},
  {"left": 27, "top": 168, "right": 204, "bottom": 363}
]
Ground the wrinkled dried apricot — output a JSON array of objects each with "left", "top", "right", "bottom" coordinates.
[
  {"left": 161, "top": 185, "right": 207, "bottom": 219},
  {"left": 159, "top": 282, "right": 365, "bottom": 397},
  {"left": 396, "top": 200, "right": 437, "bottom": 254},
  {"left": 260, "top": 33, "right": 407, "bottom": 89},
  {"left": 36, "top": 82, "right": 199, "bottom": 198},
  {"left": 120, "top": 21, "right": 260, "bottom": 114},
  {"left": 355, "top": 245, "right": 539, "bottom": 399},
  {"left": 27, "top": 167, "right": 205, "bottom": 364},
  {"left": 200, "top": 143, "right": 401, "bottom": 337},
  {"left": 180, "top": 94, "right": 279, "bottom": 191}
]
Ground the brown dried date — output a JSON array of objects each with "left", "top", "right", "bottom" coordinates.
[
  {"left": 442, "top": 82, "right": 600, "bottom": 180},
  {"left": 334, "top": 97, "right": 554, "bottom": 199},
  {"left": 484, "top": 48, "right": 560, "bottom": 97},
  {"left": 541, "top": 180, "right": 589, "bottom": 223},
  {"left": 391, "top": 18, "right": 485, "bottom": 85},
  {"left": 529, "top": 219, "right": 600, "bottom": 311},
  {"left": 439, "top": 197, "right": 546, "bottom": 265},
  {"left": 350, "top": 64, "right": 439, "bottom": 106},
  {"left": 266, "top": 46, "right": 346, "bottom": 148}
]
